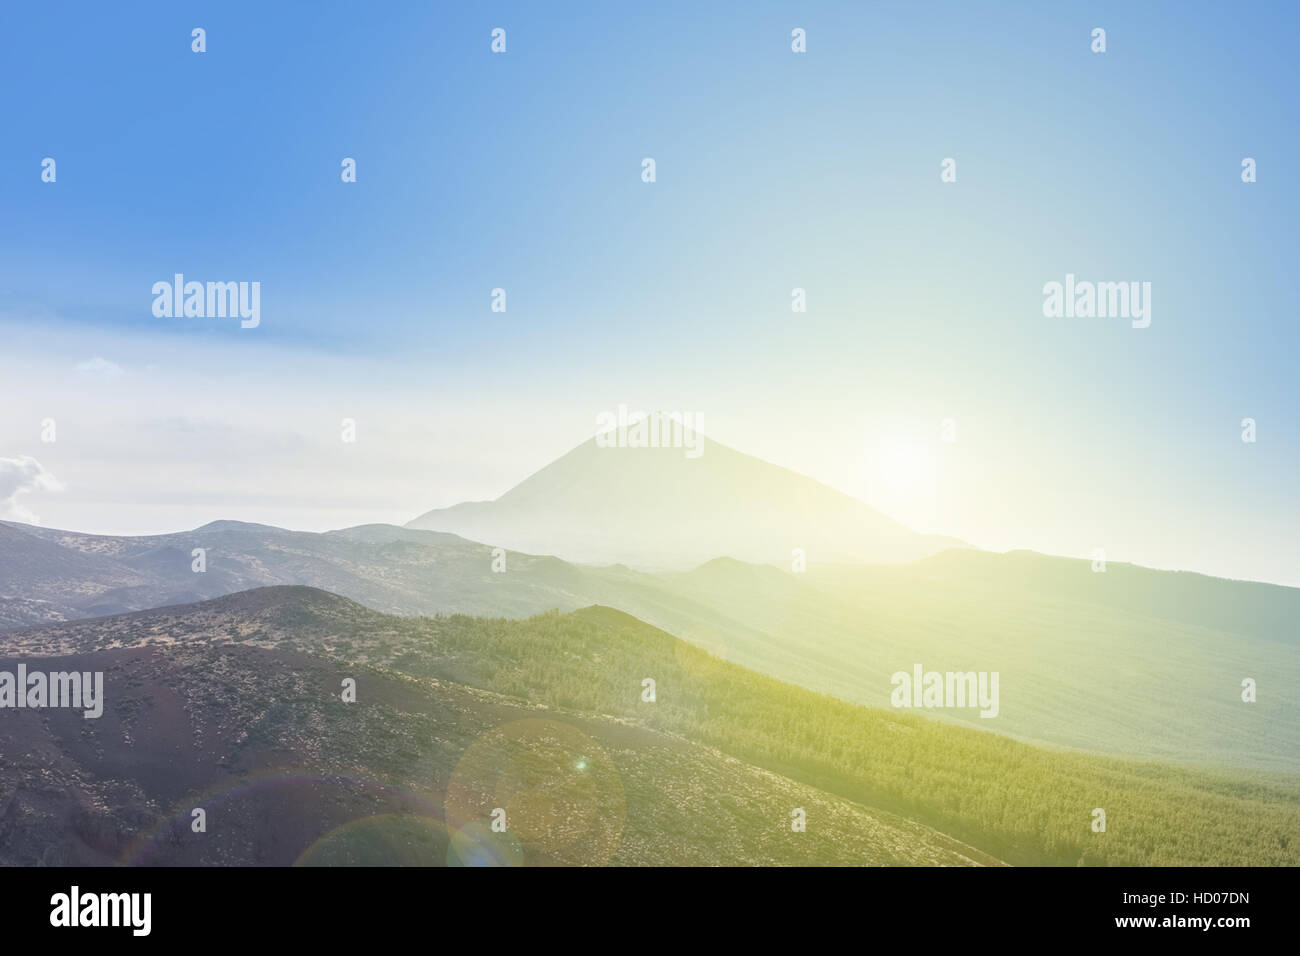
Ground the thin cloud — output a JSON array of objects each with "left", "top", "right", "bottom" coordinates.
[
  {"left": 0, "top": 456, "right": 63, "bottom": 524},
  {"left": 75, "top": 357, "right": 126, "bottom": 380}
]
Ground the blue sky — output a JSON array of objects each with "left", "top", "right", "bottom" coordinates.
[{"left": 2, "top": 1, "right": 1298, "bottom": 584}]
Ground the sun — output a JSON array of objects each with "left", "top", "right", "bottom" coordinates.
[{"left": 875, "top": 436, "right": 935, "bottom": 491}]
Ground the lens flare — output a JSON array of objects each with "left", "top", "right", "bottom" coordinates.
[{"left": 444, "top": 718, "right": 626, "bottom": 866}]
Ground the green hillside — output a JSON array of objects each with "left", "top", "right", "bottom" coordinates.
[
  {"left": 7, "top": 518, "right": 1297, "bottom": 773},
  {"left": 585, "top": 552, "right": 1300, "bottom": 773},
  {"left": 372, "top": 603, "right": 1299, "bottom": 866},
  {"left": 11, "top": 586, "right": 1297, "bottom": 865},
  {"left": 74, "top": 587, "right": 1281, "bottom": 867},
  {"left": 0, "top": 636, "right": 988, "bottom": 867}
]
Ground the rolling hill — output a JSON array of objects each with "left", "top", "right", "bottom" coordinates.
[
  {"left": 0, "top": 588, "right": 993, "bottom": 867},
  {"left": 4, "top": 518, "right": 1299, "bottom": 772},
  {"left": 3, "top": 587, "right": 1295, "bottom": 866}
]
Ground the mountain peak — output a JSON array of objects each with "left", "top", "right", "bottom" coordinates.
[{"left": 408, "top": 432, "right": 965, "bottom": 569}]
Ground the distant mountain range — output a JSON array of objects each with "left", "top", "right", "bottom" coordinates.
[
  {"left": 0, "top": 518, "right": 610, "bottom": 626},
  {"left": 406, "top": 427, "right": 966, "bottom": 568}
]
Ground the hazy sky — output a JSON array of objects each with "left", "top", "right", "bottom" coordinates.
[{"left": 2, "top": 2, "right": 1297, "bottom": 585}]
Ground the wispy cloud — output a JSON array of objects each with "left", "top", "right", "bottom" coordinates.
[
  {"left": 0, "top": 456, "right": 63, "bottom": 524},
  {"left": 75, "top": 357, "right": 126, "bottom": 380}
]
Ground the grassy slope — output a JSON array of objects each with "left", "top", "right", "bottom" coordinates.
[{"left": 370, "top": 603, "right": 1300, "bottom": 866}]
